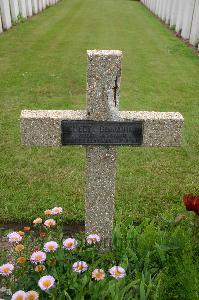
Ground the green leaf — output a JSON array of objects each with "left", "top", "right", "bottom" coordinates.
[
  {"left": 64, "top": 290, "right": 72, "bottom": 300},
  {"left": 140, "top": 281, "right": 146, "bottom": 300}
]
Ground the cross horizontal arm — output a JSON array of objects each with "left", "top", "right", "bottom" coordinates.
[{"left": 20, "top": 110, "right": 183, "bottom": 147}]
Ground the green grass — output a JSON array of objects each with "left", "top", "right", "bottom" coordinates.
[{"left": 0, "top": 0, "right": 198, "bottom": 223}]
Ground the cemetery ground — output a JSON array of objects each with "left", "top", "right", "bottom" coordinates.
[
  {"left": 0, "top": 0, "right": 198, "bottom": 223},
  {"left": 0, "top": 0, "right": 199, "bottom": 298}
]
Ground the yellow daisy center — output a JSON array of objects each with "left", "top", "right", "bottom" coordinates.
[
  {"left": 48, "top": 244, "right": 55, "bottom": 250},
  {"left": 15, "top": 296, "right": 24, "bottom": 300},
  {"left": 114, "top": 270, "right": 121, "bottom": 276},
  {"left": 2, "top": 267, "right": 10, "bottom": 273},
  {"left": 35, "top": 254, "right": 42, "bottom": 261},
  {"left": 67, "top": 242, "right": 73, "bottom": 247},
  {"left": 43, "top": 279, "right": 51, "bottom": 288},
  {"left": 77, "top": 265, "right": 83, "bottom": 270}
]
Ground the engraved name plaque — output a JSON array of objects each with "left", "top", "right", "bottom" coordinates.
[{"left": 61, "top": 120, "right": 143, "bottom": 146}]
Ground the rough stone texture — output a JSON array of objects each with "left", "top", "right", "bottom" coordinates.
[
  {"left": 86, "top": 50, "right": 122, "bottom": 121},
  {"left": 85, "top": 50, "right": 122, "bottom": 247},
  {"left": 21, "top": 110, "right": 183, "bottom": 147},
  {"left": 86, "top": 146, "right": 116, "bottom": 249},
  {"left": 120, "top": 111, "right": 183, "bottom": 147},
  {"left": 20, "top": 110, "right": 86, "bottom": 146}
]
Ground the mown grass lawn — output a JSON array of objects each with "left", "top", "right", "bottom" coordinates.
[{"left": 0, "top": 0, "right": 198, "bottom": 223}]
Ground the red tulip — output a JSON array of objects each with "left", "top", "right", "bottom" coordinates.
[{"left": 183, "top": 194, "right": 199, "bottom": 215}]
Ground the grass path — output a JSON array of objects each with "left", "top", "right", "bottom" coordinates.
[{"left": 0, "top": 0, "right": 198, "bottom": 223}]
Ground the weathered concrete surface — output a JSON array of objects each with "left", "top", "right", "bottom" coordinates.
[
  {"left": 21, "top": 110, "right": 183, "bottom": 147},
  {"left": 85, "top": 50, "right": 122, "bottom": 247}
]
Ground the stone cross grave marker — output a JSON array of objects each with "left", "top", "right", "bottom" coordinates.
[{"left": 20, "top": 50, "right": 184, "bottom": 249}]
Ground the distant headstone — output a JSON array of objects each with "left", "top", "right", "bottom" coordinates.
[
  {"left": 0, "top": 0, "right": 12, "bottom": 30},
  {"left": 175, "top": 0, "right": 185, "bottom": 32},
  {"left": 155, "top": 0, "right": 160, "bottom": 16},
  {"left": 157, "top": 0, "right": 162, "bottom": 18},
  {"left": 20, "top": 50, "right": 184, "bottom": 249},
  {"left": 26, "top": 0, "right": 33, "bottom": 17},
  {"left": 38, "top": 0, "right": 43, "bottom": 12},
  {"left": 165, "top": 0, "right": 172, "bottom": 25},
  {"left": 9, "top": 0, "right": 20, "bottom": 22},
  {"left": 18, "top": 0, "right": 27, "bottom": 18},
  {"left": 31, "top": 0, "right": 38, "bottom": 14},
  {"left": 181, "top": 0, "right": 196, "bottom": 40},
  {"left": 42, "top": 0, "right": 46, "bottom": 10},
  {"left": 170, "top": 0, "right": 179, "bottom": 27},
  {"left": 0, "top": 15, "right": 3, "bottom": 32},
  {"left": 161, "top": 0, "right": 167, "bottom": 21},
  {"left": 189, "top": 0, "right": 199, "bottom": 46},
  {"left": 152, "top": 0, "right": 156, "bottom": 15}
]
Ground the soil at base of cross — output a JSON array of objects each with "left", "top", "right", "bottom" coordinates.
[{"left": 0, "top": 222, "right": 85, "bottom": 251}]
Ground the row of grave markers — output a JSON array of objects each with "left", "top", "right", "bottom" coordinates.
[
  {"left": 0, "top": 0, "right": 59, "bottom": 33},
  {"left": 141, "top": 0, "right": 199, "bottom": 50}
]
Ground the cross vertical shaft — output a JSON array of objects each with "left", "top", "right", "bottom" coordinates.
[{"left": 85, "top": 50, "right": 122, "bottom": 246}]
